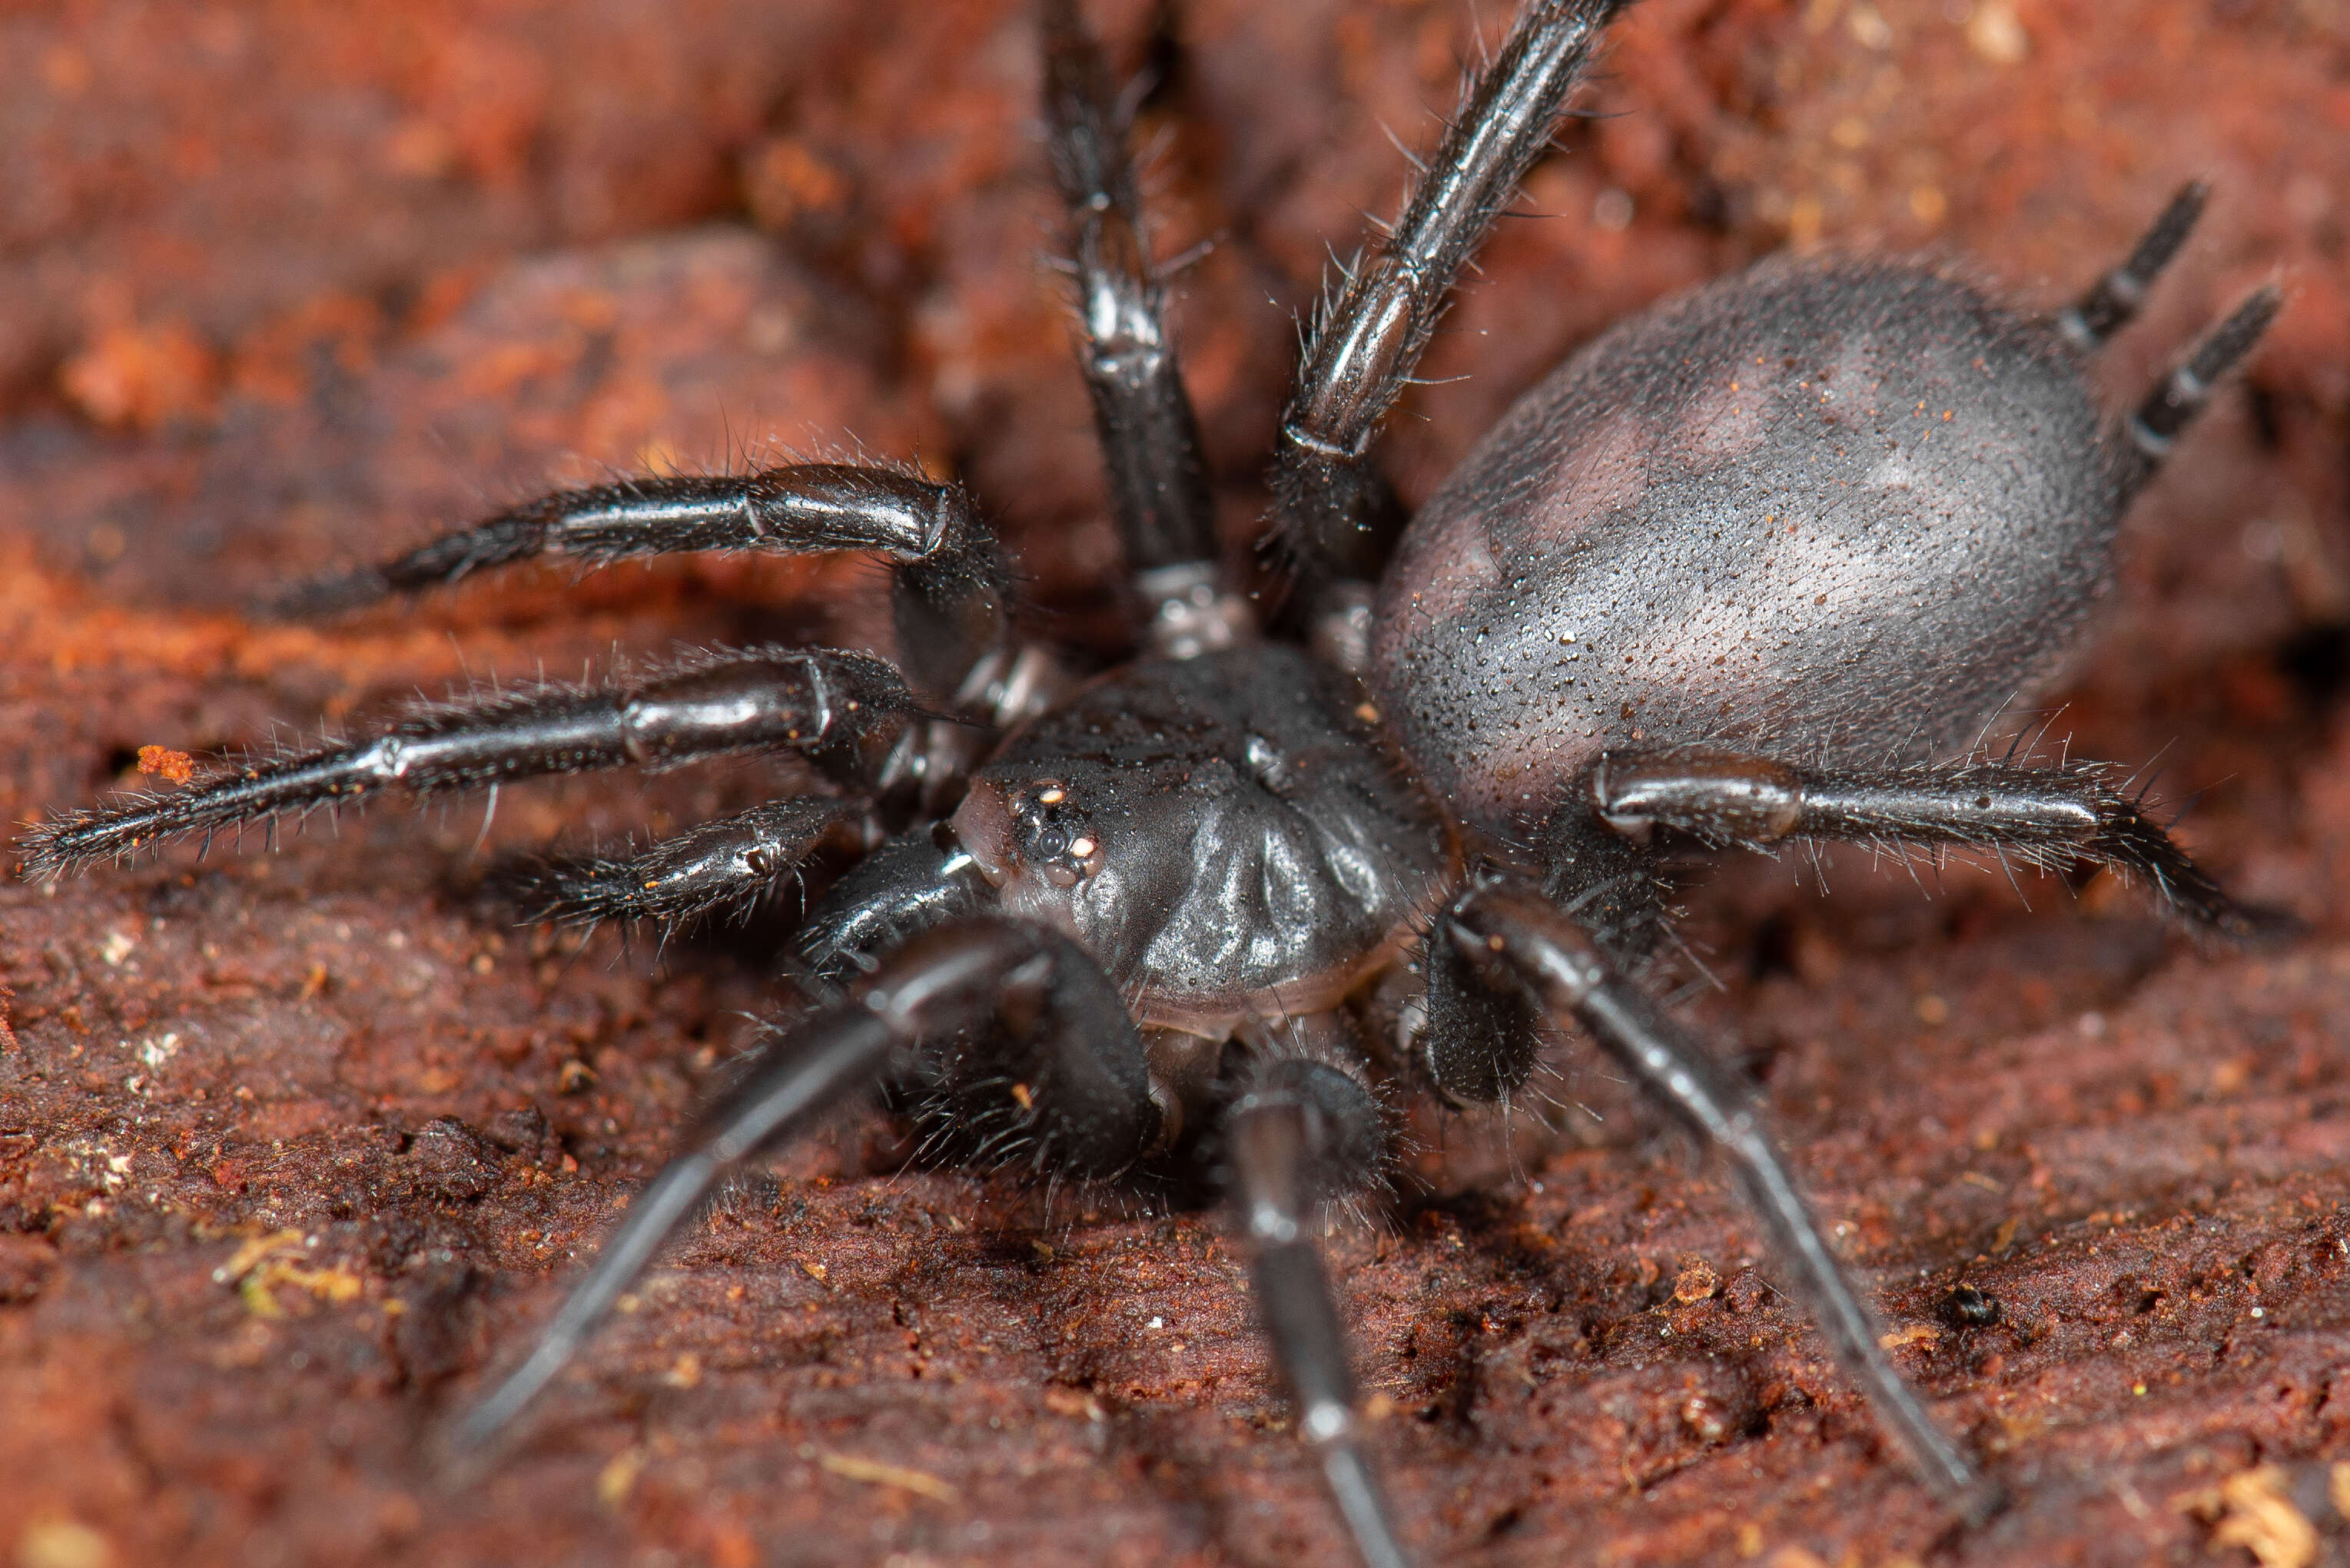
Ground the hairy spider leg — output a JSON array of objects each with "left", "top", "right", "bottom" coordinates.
[
  {"left": 449, "top": 919, "right": 1160, "bottom": 1457},
  {"left": 1270, "top": 0, "right": 1632, "bottom": 584},
  {"left": 2056, "top": 180, "right": 2209, "bottom": 351},
  {"left": 792, "top": 829, "right": 991, "bottom": 984},
  {"left": 1041, "top": 2, "right": 1220, "bottom": 604},
  {"left": 1405, "top": 200, "right": 2284, "bottom": 1521},
  {"left": 1226, "top": 1057, "right": 1413, "bottom": 1568},
  {"left": 1585, "top": 749, "right": 2265, "bottom": 937},
  {"left": 17, "top": 648, "right": 920, "bottom": 880},
  {"left": 506, "top": 795, "right": 874, "bottom": 933},
  {"left": 2122, "top": 283, "right": 2284, "bottom": 485},
  {"left": 268, "top": 462, "right": 1007, "bottom": 699},
  {"left": 1444, "top": 880, "right": 2003, "bottom": 1526},
  {"left": 783, "top": 811, "right": 1424, "bottom": 1563}
]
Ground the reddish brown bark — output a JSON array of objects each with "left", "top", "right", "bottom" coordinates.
[{"left": 5, "top": 2, "right": 2350, "bottom": 1565}]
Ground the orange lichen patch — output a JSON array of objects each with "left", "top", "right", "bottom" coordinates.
[
  {"left": 596, "top": 1447, "right": 649, "bottom": 1509},
  {"left": 134, "top": 746, "right": 195, "bottom": 785},
  {"left": 1671, "top": 1256, "right": 1720, "bottom": 1303},
  {"left": 12, "top": 1518, "right": 114, "bottom": 1568},
  {"left": 58, "top": 320, "right": 221, "bottom": 430}
]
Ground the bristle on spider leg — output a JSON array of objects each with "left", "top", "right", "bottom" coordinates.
[
  {"left": 456, "top": 921, "right": 1094, "bottom": 1460},
  {"left": 18, "top": 744, "right": 372, "bottom": 880},
  {"left": 1448, "top": 882, "right": 2002, "bottom": 1525}
]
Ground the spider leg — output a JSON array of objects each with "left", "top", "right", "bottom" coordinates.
[
  {"left": 1270, "top": 0, "right": 1628, "bottom": 584},
  {"left": 2056, "top": 180, "right": 2208, "bottom": 350},
  {"left": 269, "top": 462, "right": 1006, "bottom": 697},
  {"left": 19, "top": 647, "right": 919, "bottom": 877},
  {"left": 1442, "top": 877, "right": 2001, "bottom": 1525},
  {"left": 2119, "top": 282, "right": 2282, "bottom": 496},
  {"left": 449, "top": 917, "right": 1157, "bottom": 1456},
  {"left": 1583, "top": 748, "right": 2275, "bottom": 938},
  {"left": 795, "top": 827, "right": 991, "bottom": 984},
  {"left": 1041, "top": 0, "right": 1240, "bottom": 659},
  {"left": 1219, "top": 1047, "right": 1412, "bottom": 1568},
  {"left": 504, "top": 795, "right": 875, "bottom": 931}
]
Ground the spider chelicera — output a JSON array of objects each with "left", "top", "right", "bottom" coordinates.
[{"left": 18, "top": 1, "right": 2283, "bottom": 1563}]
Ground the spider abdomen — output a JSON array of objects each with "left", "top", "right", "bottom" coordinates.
[{"left": 1368, "top": 258, "right": 2123, "bottom": 837}]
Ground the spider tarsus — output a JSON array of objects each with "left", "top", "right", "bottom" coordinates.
[
  {"left": 17, "top": 757, "right": 349, "bottom": 880},
  {"left": 256, "top": 569, "right": 396, "bottom": 622},
  {"left": 502, "top": 797, "right": 869, "bottom": 931}
]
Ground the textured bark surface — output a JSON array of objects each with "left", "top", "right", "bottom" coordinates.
[{"left": 5, "top": 2, "right": 2350, "bottom": 1566}]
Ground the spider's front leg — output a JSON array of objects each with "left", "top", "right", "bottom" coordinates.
[
  {"left": 15, "top": 458, "right": 1062, "bottom": 883},
  {"left": 18, "top": 647, "right": 920, "bottom": 879},
  {"left": 270, "top": 463, "right": 1007, "bottom": 698},
  {"left": 450, "top": 916, "right": 1159, "bottom": 1454},
  {"left": 1040, "top": 0, "right": 1230, "bottom": 645},
  {"left": 1431, "top": 877, "right": 2001, "bottom": 1524},
  {"left": 273, "top": 457, "right": 1070, "bottom": 814}
]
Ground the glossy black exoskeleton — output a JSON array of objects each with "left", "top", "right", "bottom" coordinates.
[{"left": 17, "top": 2, "right": 2282, "bottom": 1563}]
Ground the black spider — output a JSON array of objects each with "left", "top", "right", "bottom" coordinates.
[{"left": 17, "top": 1, "right": 2284, "bottom": 1563}]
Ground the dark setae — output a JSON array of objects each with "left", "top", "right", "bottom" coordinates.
[{"left": 18, "top": 2, "right": 2283, "bottom": 1563}]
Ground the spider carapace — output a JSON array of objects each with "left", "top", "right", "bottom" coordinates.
[{"left": 19, "top": 1, "right": 2282, "bottom": 1563}]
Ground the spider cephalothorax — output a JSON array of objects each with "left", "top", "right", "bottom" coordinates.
[{"left": 18, "top": 2, "right": 2283, "bottom": 1563}]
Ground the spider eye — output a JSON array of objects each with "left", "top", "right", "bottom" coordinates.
[{"left": 1035, "top": 824, "right": 1071, "bottom": 858}]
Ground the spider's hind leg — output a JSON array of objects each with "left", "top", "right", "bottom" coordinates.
[
  {"left": 2057, "top": 180, "right": 2209, "bottom": 350},
  {"left": 2121, "top": 282, "right": 2283, "bottom": 494},
  {"left": 1583, "top": 746, "right": 2273, "bottom": 938}
]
